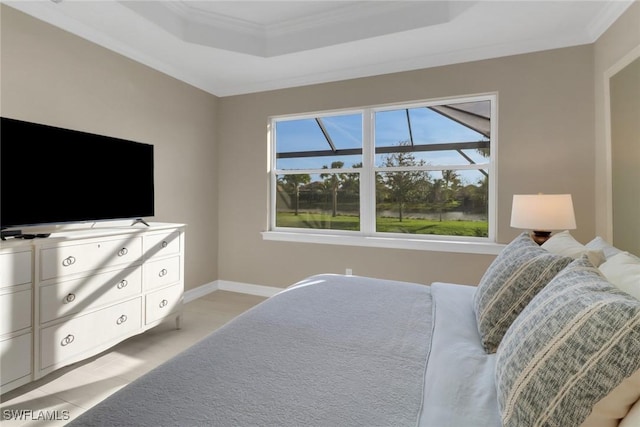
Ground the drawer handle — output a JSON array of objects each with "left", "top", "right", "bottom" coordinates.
[
  {"left": 116, "top": 279, "right": 128, "bottom": 289},
  {"left": 117, "top": 248, "right": 129, "bottom": 257},
  {"left": 116, "top": 314, "right": 128, "bottom": 325},
  {"left": 159, "top": 268, "right": 168, "bottom": 277},
  {"left": 60, "top": 334, "right": 75, "bottom": 347},
  {"left": 63, "top": 293, "right": 76, "bottom": 304},
  {"left": 62, "top": 256, "right": 76, "bottom": 267},
  {"left": 159, "top": 299, "right": 168, "bottom": 308},
  {"left": 161, "top": 240, "right": 168, "bottom": 248}
]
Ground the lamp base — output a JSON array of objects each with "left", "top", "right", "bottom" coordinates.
[{"left": 531, "top": 230, "right": 552, "bottom": 245}]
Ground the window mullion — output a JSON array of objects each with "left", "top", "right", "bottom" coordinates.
[
  {"left": 361, "top": 109, "right": 376, "bottom": 235},
  {"left": 269, "top": 120, "right": 277, "bottom": 231}
]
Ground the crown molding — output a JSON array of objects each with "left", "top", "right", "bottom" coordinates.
[
  {"left": 163, "top": 1, "right": 265, "bottom": 36},
  {"left": 585, "top": 0, "right": 634, "bottom": 42},
  {"left": 123, "top": 1, "right": 452, "bottom": 57},
  {"left": 4, "top": 0, "right": 633, "bottom": 97}
]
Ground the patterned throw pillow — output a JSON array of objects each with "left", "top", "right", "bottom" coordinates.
[
  {"left": 473, "top": 232, "right": 572, "bottom": 353},
  {"left": 495, "top": 256, "right": 640, "bottom": 427}
]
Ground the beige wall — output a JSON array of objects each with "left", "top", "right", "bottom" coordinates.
[
  {"left": 0, "top": 5, "right": 220, "bottom": 292},
  {"left": 218, "top": 45, "right": 596, "bottom": 288},
  {"left": 610, "top": 57, "right": 640, "bottom": 256},
  {"left": 3, "top": 3, "right": 637, "bottom": 291},
  {"left": 594, "top": 1, "right": 640, "bottom": 239}
]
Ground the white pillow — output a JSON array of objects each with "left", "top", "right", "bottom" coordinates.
[
  {"left": 586, "top": 236, "right": 623, "bottom": 260},
  {"left": 599, "top": 252, "right": 640, "bottom": 300},
  {"left": 542, "top": 230, "right": 606, "bottom": 267},
  {"left": 620, "top": 398, "right": 640, "bottom": 427},
  {"left": 580, "top": 369, "right": 640, "bottom": 427}
]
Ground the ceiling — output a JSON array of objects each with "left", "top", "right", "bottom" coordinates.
[{"left": 4, "top": 1, "right": 634, "bottom": 97}]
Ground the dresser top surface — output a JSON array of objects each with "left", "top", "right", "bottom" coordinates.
[{"left": 1, "top": 222, "right": 185, "bottom": 250}]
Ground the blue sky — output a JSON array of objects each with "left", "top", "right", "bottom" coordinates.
[{"left": 275, "top": 107, "right": 489, "bottom": 176}]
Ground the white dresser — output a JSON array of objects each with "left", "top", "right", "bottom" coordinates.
[
  {"left": 0, "top": 223, "right": 185, "bottom": 393},
  {"left": 0, "top": 244, "right": 34, "bottom": 393}
]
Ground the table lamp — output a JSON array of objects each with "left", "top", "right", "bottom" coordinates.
[{"left": 510, "top": 194, "right": 576, "bottom": 245}]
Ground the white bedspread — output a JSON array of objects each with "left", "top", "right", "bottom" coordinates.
[{"left": 419, "top": 282, "right": 501, "bottom": 427}]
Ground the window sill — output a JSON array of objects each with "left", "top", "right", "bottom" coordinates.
[{"left": 262, "top": 231, "right": 505, "bottom": 255}]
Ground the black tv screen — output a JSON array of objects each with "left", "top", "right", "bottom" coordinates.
[{"left": 1, "top": 117, "right": 154, "bottom": 229}]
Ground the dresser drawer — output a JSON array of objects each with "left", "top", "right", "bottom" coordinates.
[
  {"left": 40, "top": 236, "right": 143, "bottom": 280},
  {"left": 0, "top": 250, "right": 32, "bottom": 289},
  {"left": 0, "top": 287, "right": 32, "bottom": 336},
  {"left": 0, "top": 333, "right": 32, "bottom": 388},
  {"left": 39, "top": 297, "right": 142, "bottom": 369},
  {"left": 145, "top": 284, "right": 183, "bottom": 325},
  {"left": 143, "top": 230, "right": 181, "bottom": 260},
  {"left": 40, "top": 266, "right": 142, "bottom": 324},
  {"left": 144, "top": 256, "right": 181, "bottom": 290}
]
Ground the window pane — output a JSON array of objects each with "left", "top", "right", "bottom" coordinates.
[
  {"left": 275, "top": 114, "right": 362, "bottom": 170},
  {"left": 375, "top": 147, "right": 489, "bottom": 168},
  {"left": 271, "top": 96, "right": 494, "bottom": 241},
  {"left": 276, "top": 173, "right": 360, "bottom": 231},
  {"left": 375, "top": 169, "right": 488, "bottom": 237},
  {"left": 277, "top": 155, "right": 362, "bottom": 171},
  {"left": 276, "top": 119, "right": 328, "bottom": 152},
  {"left": 319, "top": 115, "right": 362, "bottom": 150},
  {"left": 374, "top": 109, "right": 411, "bottom": 147},
  {"left": 374, "top": 100, "right": 490, "bottom": 167}
]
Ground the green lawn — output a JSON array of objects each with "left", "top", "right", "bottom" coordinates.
[{"left": 276, "top": 212, "right": 488, "bottom": 237}]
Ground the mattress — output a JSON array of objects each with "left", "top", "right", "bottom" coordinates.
[{"left": 69, "top": 275, "right": 499, "bottom": 426}]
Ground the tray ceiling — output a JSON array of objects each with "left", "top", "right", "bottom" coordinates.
[{"left": 3, "top": 1, "right": 634, "bottom": 97}]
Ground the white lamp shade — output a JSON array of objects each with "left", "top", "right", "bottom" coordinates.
[{"left": 510, "top": 194, "right": 576, "bottom": 231}]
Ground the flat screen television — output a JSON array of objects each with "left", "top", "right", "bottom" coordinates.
[{"left": 1, "top": 117, "right": 154, "bottom": 233}]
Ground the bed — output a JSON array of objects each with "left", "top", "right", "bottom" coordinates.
[{"left": 69, "top": 232, "right": 640, "bottom": 427}]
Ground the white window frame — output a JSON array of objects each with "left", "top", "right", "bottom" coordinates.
[{"left": 263, "top": 93, "right": 503, "bottom": 255}]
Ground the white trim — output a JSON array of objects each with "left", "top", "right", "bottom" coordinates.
[
  {"left": 268, "top": 120, "right": 277, "bottom": 232},
  {"left": 262, "top": 231, "right": 504, "bottom": 255},
  {"left": 183, "top": 281, "right": 218, "bottom": 303},
  {"left": 586, "top": 1, "right": 635, "bottom": 43},
  {"left": 361, "top": 110, "right": 375, "bottom": 234},
  {"left": 184, "top": 280, "right": 282, "bottom": 302},
  {"left": 272, "top": 108, "right": 366, "bottom": 123},
  {"left": 488, "top": 95, "right": 498, "bottom": 243},
  {"left": 217, "top": 280, "right": 283, "bottom": 297},
  {"left": 603, "top": 44, "right": 640, "bottom": 242},
  {"left": 269, "top": 93, "right": 497, "bottom": 245},
  {"left": 373, "top": 163, "right": 489, "bottom": 173},
  {"left": 275, "top": 167, "right": 362, "bottom": 175}
]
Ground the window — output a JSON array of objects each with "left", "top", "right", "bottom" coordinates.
[{"left": 269, "top": 95, "right": 496, "bottom": 247}]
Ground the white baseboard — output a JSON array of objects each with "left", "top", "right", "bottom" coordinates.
[
  {"left": 183, "top": 281, "right": 218, "bottom": 303},
  {"left": 217, "top": 280, "right": 283, "bottom": 297},
  {"left": 183, "top": 280, "right": 282, "bottom": 302}
]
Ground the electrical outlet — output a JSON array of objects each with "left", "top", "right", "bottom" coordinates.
[{"left": 345, "top": 268, "right": 353, "bottom": 276}]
